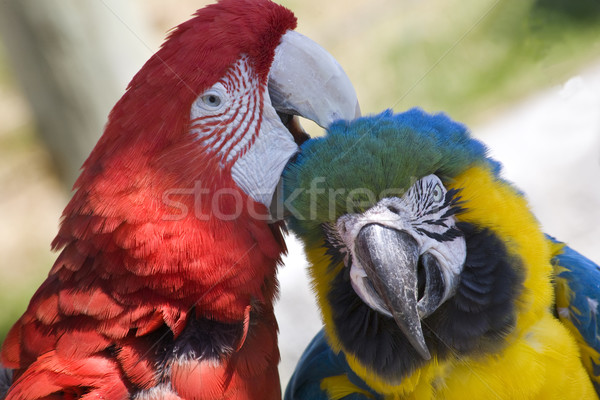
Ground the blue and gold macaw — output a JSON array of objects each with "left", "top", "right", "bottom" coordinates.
[{"left": 282, "top": 109, "right": 600, "bottom": 399}]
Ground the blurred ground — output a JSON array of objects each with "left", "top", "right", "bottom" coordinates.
[{"left": 0, "top": 0, "right": 599, "bottom": 390}]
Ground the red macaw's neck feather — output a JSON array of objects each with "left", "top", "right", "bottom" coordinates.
[
  {"left": 1, "top": 0, "right": 294, "bottom": 398},
  {"left": 49, "top": 176, "right": 284, "bottom": 308}
]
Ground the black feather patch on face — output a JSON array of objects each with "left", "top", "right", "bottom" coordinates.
[
  {"left": 322, "top": 223, "right": 350, "bottom": 270},
  {"left": 326, "top": 222, "right": 525, "bottom": 384},
  {"left": 426, "top": 222, "right": 525, "bottom": 355}
]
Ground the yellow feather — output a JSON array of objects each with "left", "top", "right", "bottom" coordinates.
[
  {"left": 450, "top": 165, "right": 553, "bottom": 333},
  {"left": 321, "top": 375, "right": 376, "bottom": 399}
]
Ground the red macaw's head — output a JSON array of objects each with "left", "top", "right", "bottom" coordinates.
[{"left": 74, "top": 0, "right": 359, "bottom": 224}]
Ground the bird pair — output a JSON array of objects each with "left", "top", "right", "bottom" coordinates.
[{"left": 1, "top": 0, "right": 598, "bottom": 399}]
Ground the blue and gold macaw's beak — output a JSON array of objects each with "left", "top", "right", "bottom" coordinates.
[
  {"left": 335, "top": 175, "right": 467, "bottom": 360},
  {"left": 354, "top": 225, "right": 431, "bottom": 359}
]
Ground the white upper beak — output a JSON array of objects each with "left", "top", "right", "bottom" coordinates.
[{"left": 269, "top": 30, "right": 361, "bottom": 127}]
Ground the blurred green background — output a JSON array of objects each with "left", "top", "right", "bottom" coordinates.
[
  {"left": 290, "top": 0, "right": 600, "bottom": 121},
  {"left": 0, "top": 0, "right": 599, "bottom": 381}
]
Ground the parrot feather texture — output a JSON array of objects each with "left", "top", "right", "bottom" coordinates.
[
  {"left": 0, "top": 0, "right": 360, "bottom": 398},
  {"left": 282, "top": 109, "right": 600, "bottom": 399}
]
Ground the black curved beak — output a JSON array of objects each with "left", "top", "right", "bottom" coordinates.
[{"left": 354, "top": 224, "right": 431, "bottom": 360}]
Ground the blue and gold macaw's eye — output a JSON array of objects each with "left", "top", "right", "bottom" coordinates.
[
  {"left": 431, "top": 183, "right": 444, "bottom": 203},
  {"left": 417, "top": 174, "right": 446, "bottom": 206}
]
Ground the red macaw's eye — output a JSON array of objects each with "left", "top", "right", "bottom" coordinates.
[
  {"left": 194, "top": 84, "right": 229, "bottom": 115},
  {"left": 202, "top": 94, "right": 222, "bottom": 108}
]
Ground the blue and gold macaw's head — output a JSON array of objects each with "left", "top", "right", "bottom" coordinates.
[{"left": 282, "top": 108, "right": 553, "bottom": 386}]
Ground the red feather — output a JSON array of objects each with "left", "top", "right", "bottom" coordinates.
[
  {"left": 1, "top": 0, "right": 296, "bottom": 398},
  {"left": 5, "top": 352, "right": 129, "bottom": 400},
  {"left": 116, "top": 336, "right": 159, "bottom": 389}
]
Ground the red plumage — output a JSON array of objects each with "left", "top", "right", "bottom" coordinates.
[{"left": 1, "top": 0, "right": 296, "bottom": 398}]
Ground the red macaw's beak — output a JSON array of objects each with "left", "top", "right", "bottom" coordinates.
[
  {"left": 265, "top": 30, "right": 360, "bottom": 218},
  {"left": 268, "top": 30, "right": 361, "bottom": 144}
]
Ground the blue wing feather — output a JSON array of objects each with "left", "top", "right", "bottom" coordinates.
[
  {"left": 550, "top": 236, "right": 600, "bottom": 392},
  {"left": 284, "top": 330, "right": 382, "bottom": 400}
]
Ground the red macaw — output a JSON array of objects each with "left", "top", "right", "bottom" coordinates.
[{"left": 0, "top": 0, "right": 359, "bottom": 399}]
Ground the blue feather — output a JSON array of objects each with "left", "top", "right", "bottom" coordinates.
[
  {"left": 285, "top": 330, "right": 382, "bottom": 400},
  {"left": 550, "top": 236, "right": 600, "bottom": 391}
]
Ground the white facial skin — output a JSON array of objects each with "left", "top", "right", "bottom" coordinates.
[
  {"left": 189, "top": 30, "right": 361, "bottom": 213},
  {"left": 336, "top": 174, "right": 467, "bottom": 318},
  {"left": 190, "top": 55, "right": 298, "bottom": 209}
]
